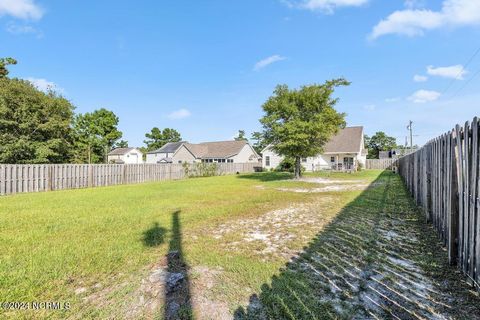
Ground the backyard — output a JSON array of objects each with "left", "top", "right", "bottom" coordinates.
[{"left": 1, "top": 170, "right": 480, "bottom": 319}]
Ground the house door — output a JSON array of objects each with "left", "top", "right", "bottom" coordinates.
[{"left": 343, "top": 157, "right": 354, "bottom": 169}]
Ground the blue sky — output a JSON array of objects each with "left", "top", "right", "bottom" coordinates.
[{"left": 1, "top": 0, "right": 480, "bottom": 147}]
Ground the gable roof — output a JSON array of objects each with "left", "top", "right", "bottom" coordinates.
[
  {"left": 261, "top": 126, "right": 364, "bottom": 155},
  {"left": 323, "top": 126, "right": 364, "bottom": 154},
  {"left": 108, "top": 147, "right": 138, "bottom": 156},
  {"left": 147, "top": 141, "right": 186, "bottom": 154},
  {"left": 185, "top": 140, "right": 250, "bottom": 158}
]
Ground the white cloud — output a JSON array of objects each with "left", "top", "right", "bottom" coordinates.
[
  {"left": 408, "top": 89, "right": 441, "bottom": 103},
  {"left": 253, "top": 55, "right": 286, "bottom": 71},
  {"left": 167, "top": 108, "right": 191, "bottom": 120},
  {"left": 413, "top": 74, "right": 428, "bottom": 82},
  {"left": 26, "top": 77, "right": 63, "bottom": 93},
  {"left": 0, "top": 0, "right": 43, "bottom": 20},
  {"left": 427, "top": 64, "right": 467, "bottom": 79},
  {"left": 385, "top": 97, "right": 401, "bottom": 103},
  {"left": 370, "top": 0, "right": 480, "bottom": 39},
  {"left": 6, "top": 21, "right": 42, "bottom": 37},
  {"left": 363, "top": 104, "right": 376, "bottom": 111}
]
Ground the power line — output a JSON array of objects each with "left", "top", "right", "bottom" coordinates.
[
  {"left": 442, "top": 45, "right": 480, "bottom": 95},
  {"left": 449, "top": 67, "right": 480, "bottom": 100}
]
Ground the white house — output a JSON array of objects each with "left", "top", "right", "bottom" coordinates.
[
  {"left": 262, "top": 126, "right": 367, "bottom": 171},
  {"left": 107, "top": 147, "right": 144, "bottom": 164},
  {"left": 146, "top": 140, "right": 260, "bottom": 164}
]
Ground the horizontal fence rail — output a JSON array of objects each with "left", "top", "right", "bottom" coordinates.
[
  {"left": 0, "top": 162, "right": 258, "bottom": 196},
  {"left": 398, "top": 117, "right": 480, "bottom": 289},
  {"left": 365, "top": 159, "right": 397, "bottom": 170}
]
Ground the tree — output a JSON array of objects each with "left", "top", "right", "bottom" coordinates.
[
  {"left": 251, "top": 131, "right": 267, "bottom": 154},
  {"left": 72, "top": 108, "right": 123, "bottom": 163},
  {"left": 0, "top": 57, "right": 17, "bottom": 78},
  {"left": 115, "top": 140, "right": 129, "bottom": 148},
  {"left": 234, "top": 130, "right": 248, "bottom": 141},
  {"left": 260, "top": 79, "right": 349, "bottom": 178},
  {"left": 144, "top": 127, "right": 181, "bottom": 151},
  {"left": 0, "top": 78, "right": 74, "bottom": 163},
  {"left": 365, "top": 132, "right": 398, "bottom": 159}
]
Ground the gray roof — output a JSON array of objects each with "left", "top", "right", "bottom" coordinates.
[
  {"left": 323, "top": 126, "right": 364, "bottom": 154},
  {"left": 108, "top": 147, "right": 135, "bottom": 156},
  {"left": 147, "top": 141, "right": 186, "bottom": 154},
  {"left": 185, "top": 140, "right": 252, "bottom": 159}
]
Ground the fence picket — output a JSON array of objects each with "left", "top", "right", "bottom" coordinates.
[{"left": 398, "top": 117, "right": 479, "bottom": 289}]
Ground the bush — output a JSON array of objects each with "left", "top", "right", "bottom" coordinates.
[
  {"left": 183, "top": 162, "right": 219, "bottom": 178},
  {"left": 275, "top": 157, "right": 305, "bottom": 174},
  {"left": 356, "top": 160, "right": 363, "bottom": 172}
]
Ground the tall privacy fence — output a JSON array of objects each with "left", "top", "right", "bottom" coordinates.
[
  {"left": 398, "top": 117, "right": 480, "bottom": 289},
  {"left": 0, "top": 162, "right": 257, "bottom": 196},
  {"left": 365, "top": 159, "right": 397, "bottom": 170}
]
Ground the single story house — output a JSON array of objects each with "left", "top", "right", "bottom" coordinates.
[
  {"left": 261, "top": 126, "right": 367, "bottom": 171},
  {"left": 107, "top": 147, "right": 144, "bottom": 164},
  {"left": 146, "top": 140, "right": 260, "bottom": 164}
]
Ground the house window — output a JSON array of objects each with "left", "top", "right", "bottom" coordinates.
[
  {"left": 265, "top": 156, "right": 270, "bottom": 166},
  {"left": 302, "top": 158, "right": 307, "bottom": 162},
  {"left": 330, "top": 156, "right": 335, "bottom": 163},
  {"left": 227, "top": 159, "right": 233, "bottom": 163}
]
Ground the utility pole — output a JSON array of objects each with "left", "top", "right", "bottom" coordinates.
[{"left": 407, "top": 120, "right": 413, "bottom": 153}]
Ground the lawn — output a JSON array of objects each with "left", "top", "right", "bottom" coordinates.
[{"left": 1, "top": 170, "right": 479, "bottom": 319}]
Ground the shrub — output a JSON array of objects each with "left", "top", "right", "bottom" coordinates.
[{"left": 275, "top": 157, "right": 305, "bottom": 174}]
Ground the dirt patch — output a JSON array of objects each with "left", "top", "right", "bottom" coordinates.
[
  {"left": 296, "top": 177, "right": 367, "bottom": 184},
  {"left": 277, "top": 184, "right": 370, "bottom": 193},
  {"left": 211, "top": 201, "right": 334, "bottom": 260}
]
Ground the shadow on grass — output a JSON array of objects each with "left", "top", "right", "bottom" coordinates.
[
  {"left": 234, "top": 171, "right": 480, "bottom": 319},
  {"left": 163, "top": 210, "right": 193, "bottom": 320},
  {"left": 142, "top": 222, "right": 167, "bottom": 247},
  {"left": 236, "top": 172, "right": 293, "bottom": 182}
]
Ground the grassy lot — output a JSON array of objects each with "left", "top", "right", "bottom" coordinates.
[{"left": 1, "top": 170, "right": 479, "bottom": 319}]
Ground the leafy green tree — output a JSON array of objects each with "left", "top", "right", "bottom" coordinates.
[
  {"left": 260, "top": 79, "right": 349, "bottom": 178},
  {"left": 115, "top": 140, "right": 129, "bottom": 148},
  {"left": 365, "top": 132, "right": 398, "bottom": 159},
  {"left": 144, "top": 127, "right": 181, "bottom": 151},
  {"left": 0, "top": 57, "right": 17, "bottom": 78},
  {"left": 0, "top": 78, "right": 74, "bottom": 163},
  {"left": 251, "top": 131, "right": 267, "bottom": 154},
  {"left": 234, "top": 130, "right": 248, "bottom": 141},
  {"left": 72, "top": 108, "right": 123, "bottom": 163}
]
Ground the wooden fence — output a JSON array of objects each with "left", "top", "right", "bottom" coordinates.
[
  {"left": 0, "top": 162, "right": 258, "bottom": 196},
  {"left": 365, "top": 159, "right": 397, "bottom": 170},
  {"left": 398, "top": 117, "right": 480, "bottom": 289}
]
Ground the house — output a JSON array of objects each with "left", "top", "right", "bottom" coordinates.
[
  {"left": 261, "top": 126, "right": 367, "bottom": 171},
  {"left": 379, "top": 148, "right": 417, "bottom": 159},
  {"left": 146, "top": 140, "right": 260, "bottom": 164},
  {"left": 107, "top": 147, "right": 144, "bottom": 164}
]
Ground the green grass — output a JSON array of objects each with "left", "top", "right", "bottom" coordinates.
[
  {"left": 0, "top": 171, "right": 374, "bottom": 319},
  {"left": 2, "top": 170, "right": 477, "bottom": 319}
]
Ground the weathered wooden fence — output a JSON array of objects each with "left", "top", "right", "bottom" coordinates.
[
  {"left": 365, "top": 159, "right": 397, "bottom": 170},
  {"left": 0, "top": 162, "right": 257, "bottom": 196},
  {"left": 398, "top": 117, "right": 480, "bottom": 289}
]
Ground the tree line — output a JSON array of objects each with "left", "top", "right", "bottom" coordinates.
[{"left": 0, "top": 58, "right": 185, "bottom": 164}]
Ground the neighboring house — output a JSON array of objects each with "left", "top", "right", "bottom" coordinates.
[
  {"left": 379, "top": 148, "right": 417, "bottom": 159},
  {"left": 146, "top": 140, "right": 260, "bottom": 164},
  {"left": 261, "top": 126, "right": 367, "bottom": 171},
  {"left": 107, "top": 148, "right": 144, "bottom": 164}
]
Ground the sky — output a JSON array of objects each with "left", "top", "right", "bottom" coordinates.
[{"left": 1, "top": 0, "right": 480, "bottom": 148}]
